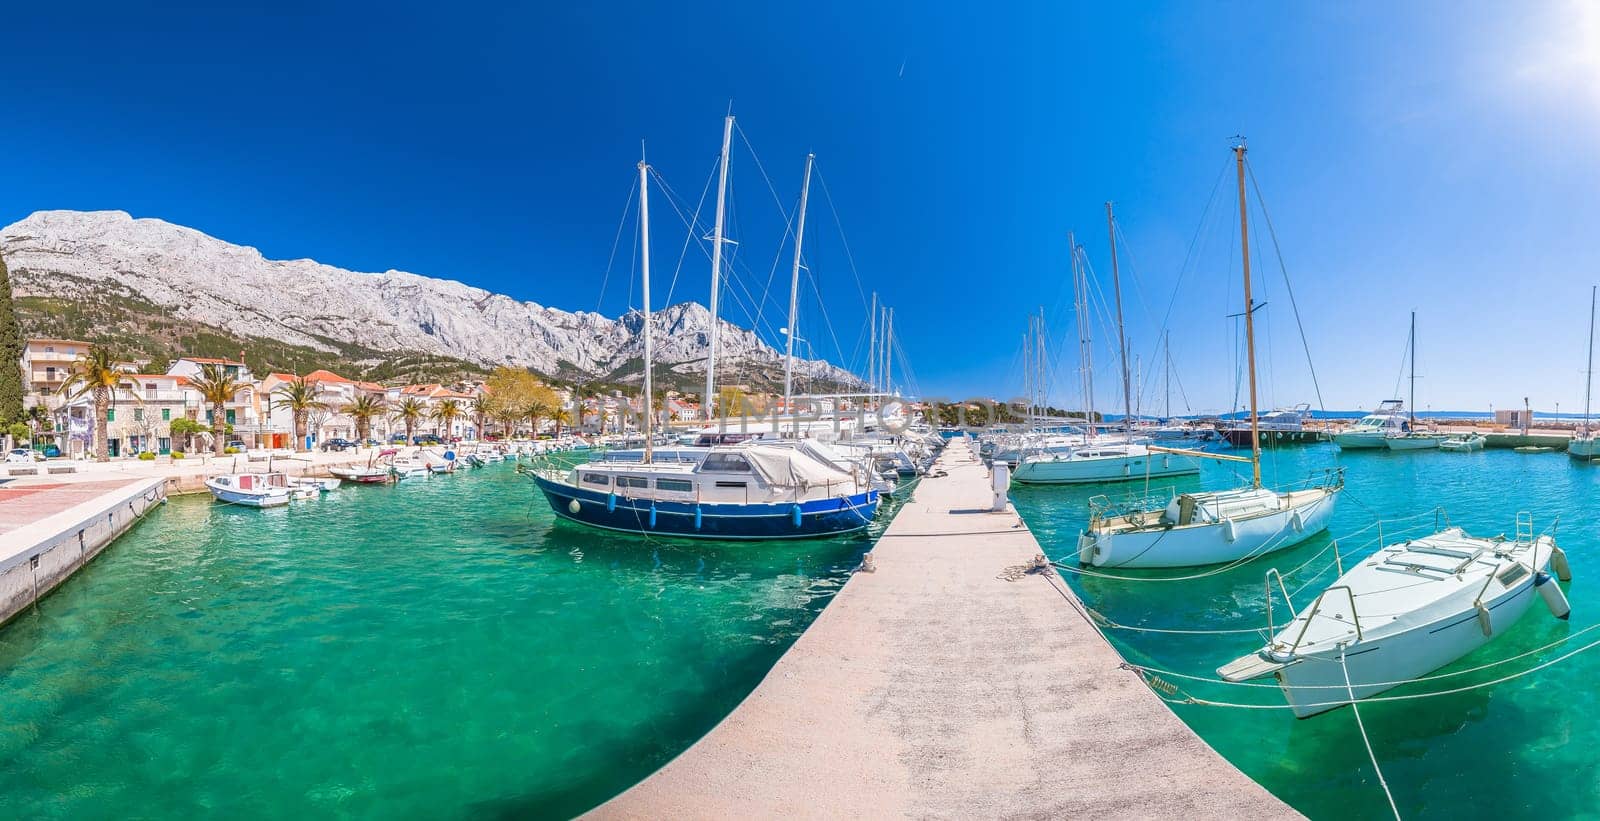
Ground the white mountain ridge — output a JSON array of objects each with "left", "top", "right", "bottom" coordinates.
[{"left": 1, "top": 210, "right": 860, "bottom": 387}]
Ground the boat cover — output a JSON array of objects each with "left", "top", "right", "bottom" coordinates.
[{"left": 743, "top": 444, "right": 855, "bottom": 489}]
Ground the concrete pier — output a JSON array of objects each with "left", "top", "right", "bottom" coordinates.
[
  {"left": 0, "top": 475, "right": 168, "bottom": 626},
  {"left": 594, "top": 438, "right": 1295, "bottom": 819}
]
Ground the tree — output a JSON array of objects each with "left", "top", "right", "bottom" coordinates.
[
  {"left": 190, "top": 363, "right": 246, "bottom": 456},
  {"left": 523, "top": 399, "right": 553, "bottom": 439},
  {"left": 392, "top": 397, "right": 427, "bottom": 444},
  {"left": 7, "top": 421, "right": 28, "bottom": 445},
  {"left": 270, "top": 377, "right": 327, "bottom": 453},
  {"left": 0, "top": 250, "right": 22, "bottom": 428},
  {"left": 342, "top": 393, "right": 387, "bottom": 444},
  {"left": 169, "top": 417, "right": 206, "bottom": 452},
  {"left": 59, "top": 345, "right": 127, "bottom": 462},
  {"left": 551, "top": 405, "right": 572, "bottom": 438},
  {"left": 470, "top": 395, "right": 491, "bottom": 440},
  {"left": 431, "top": 398, "right": 463, "bottom": 441},
  {"left": 493, "top": 406, "right": 520, "bottom": 439}
]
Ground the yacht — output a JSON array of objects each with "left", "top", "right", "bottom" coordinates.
[
  {"left": 1330, "top": 400, "right": 1408, "bottom": 449},
  {"left": 1218, "top": 405, "right": 1319, "bottom": 447}
]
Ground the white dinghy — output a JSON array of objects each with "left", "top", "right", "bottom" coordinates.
[{"left": 1219, "top": 515, "right": 1573, "bottom": 718}]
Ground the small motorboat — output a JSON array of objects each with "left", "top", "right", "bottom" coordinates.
[
  {"left": 1514, "top": 446, "right": 1554, "bottom": 454},
  {"left": 1220, "top": 516, "right": 1571, "bottom": 718},
  {"left": 204, "top": 473, "right": 292, "bottom": 508},
  {"left": 290, "top": 477, "right": 339, "bottom": 494},
  {"left": 390, "top": 461, "right": 430, "bottom": 479},
  {"left": 464, "top": 453, "right": 486, "bottom": 468},
  {"left": 1384, "top": 432, "right": 1446, "bottom": 451},
  {"left": 329, "top": 465, "right": 391, "bottom": 484},
  {"left": 427, "top": 451, "right": 458, "bottom": 474},
  {"left": 1439, "top": 433, "right": 1486, "bottom": 452}
]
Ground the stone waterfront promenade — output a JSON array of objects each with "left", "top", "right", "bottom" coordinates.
[{"left": 595, "top": 438, "right": 1296, "bottom": 819}]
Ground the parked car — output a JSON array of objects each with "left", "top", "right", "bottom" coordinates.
[
  {"left": 226, "top": 440, "right": 246, "bottom": 451},
  {"left": 41, "top": 444, "right": 61, "bottom": 458},
  {"left": 389, "top": 434, "right": 409, "bottom": 444},
  {"left": 5, "top": 448, "right": 38, "bottom": 463},
  {"left": 412, "top": 434, "right": 443, "bottom": 446},
  {"left": 321, "top": 438, "right": 358, "bottom": 452}
]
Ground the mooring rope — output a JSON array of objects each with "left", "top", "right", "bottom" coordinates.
[{"left": 1341, "top": 646, "right": 1403, "bottom": 821}]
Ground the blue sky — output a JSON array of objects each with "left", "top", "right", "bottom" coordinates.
[{"left": 5, "top": 2, "right": 1600, "bottom": 413}]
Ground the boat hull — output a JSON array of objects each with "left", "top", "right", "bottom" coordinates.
[
  {"left": 1011, "top": 452, "right": 1200, "bottom": 485},
  {"left": 1219, "top": 429, "right": 1323, "bottom": 448},
  {"left": 205, "top": 486, "right": 290, "bottom": 508},
  {"left": 532, "top": 475, "right": 880, "bottom": 540},
  {"left": 1078, "top": 489, "right": 1338, "bottom": 569},
  {"left": 1276, "top": 577, "right": 1539, "bottom": 718},
  {"left": 1384, "top": 435, "right": 1443, "bottom": 451},
  {"left": 1569, "top": 437, "right": 1600, "bottom": 461},
  {"left": 1331, "top": 430, "right": 1389, "bottom": 449}
]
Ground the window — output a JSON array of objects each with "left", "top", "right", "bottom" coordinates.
[
  {"left": 44, "top": 366, "right": 56, "bottom": 380},
  {"left": 701, "top": 453, "right": 752, "bottom": 472},
  {"left": 581, "top": 472, "right": 611, "bottom": 487},
  {"left": 134, "top": 408, "right": 144, "bottom": 421},
  {"left": 145, "top": 382, "right": 157, "bottom": 392},
  {"left": 162, "top": 408, "right": 171, "bottom": 421},
  {"left": 618, "top": 476, "right": 650, "bottom": 489},
  {"left": 44, "top": 345, "right": 53, "bottom": 353},
  {"left": 226, "top": 409, "right": 236, "bottom": 424},
  {"left": 714, "top": 481, "right": 748, "bottom": 488},
  {"left": 106, "top": 409, "right": 115, "bottom": 422},
  {"left": 657, "top": 478, "right": 693, "bottom": 492}
]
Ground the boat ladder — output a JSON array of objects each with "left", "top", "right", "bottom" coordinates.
[{"left": 1515, "top": 511, "right": 1535, "bottom": 546}]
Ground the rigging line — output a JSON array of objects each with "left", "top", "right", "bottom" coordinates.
[
  {"left": 651, "top": 159, "right": 719, "bottom": 309},
  {"left": 801, "top": 239, "right": 851, "bottom": 375},
  {"left": 813, "top": 164, "right": 872, "bottom": 313},
  {"left": 1150, "top": 154, "right": 1233, "bottom": 365},
  {"left": 734, "top": 121, "right": 796, "bottom": 226},
  {"left": 1246, "top": 159, "right": 1327, "bottom": 413},
  {"left": 596, "top": 177, "right": 640, "bottom": 314}
]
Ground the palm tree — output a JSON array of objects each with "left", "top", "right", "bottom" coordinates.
[
  {"left": 431, "top": 398, "right": 463, "bottom": 442},
  {"left": 393, "top": 397, "right": 427, "bottom": 445},
  {"left": 470, "top": 395, "right": 491, "bottom": 441},
  {"left": 270, "top": 377, "right": 327, "bottom": 453},
  {"left": 523, "top": 400, "right": 552, "bottom": 440},
  {"left": 551, "top": 405, "right": 572, "bottom": 438},
  {"left": 342, "top": 393, "right": 388, "bottom": 446},
  {"left": 493, "top": 406, "right": 520, "bottom": 439},
  {"left": 190, "top": 363, "right": 247, "bottom": 456},
  {"left": 58, "top": 345, "right": 127, "bottom": 462}
]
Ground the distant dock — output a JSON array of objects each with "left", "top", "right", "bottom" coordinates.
[{"left": 594, "top": 438, "right": 1295, "bottom": 818}]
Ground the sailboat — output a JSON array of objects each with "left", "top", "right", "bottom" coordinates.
[
  {"left": 1385, "top": 311, "right": 1446, "bottom": 451},
  {"left": 1075, "top": 143, "right": 1342, "bottom": 568},
  {"left": 1220, "top": 515, "right": 1571, "bottom": 718},
  {"left": 1570, "top": 286, "right": 1600, "bottom": 461},
  {"left": 529, "top": 150, "right": 880, "bottom": 539},
  {"left": 1012, "top": 206, "right": 1200, "bottom": 485}
]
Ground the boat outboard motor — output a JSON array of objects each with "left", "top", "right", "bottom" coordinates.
[{"left": 1536, "top": 572, "right": 1571, "bottom": 620}]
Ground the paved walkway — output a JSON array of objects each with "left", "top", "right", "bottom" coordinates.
[
  {"left": 0, "top": 478, "right": 148, "bottom": 537},
  {"left": 593, "top": 438, "right": 1295, "bottom": 819}
]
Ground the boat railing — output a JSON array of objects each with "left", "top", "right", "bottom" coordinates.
[
  {"left": 1277, "top": 585, "right": 1363, "bottom": 658},
  {"left": 1087, "top": 488, "right": 1178, "bottom": 526}
]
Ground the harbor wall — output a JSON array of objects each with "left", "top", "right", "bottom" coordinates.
[{"left": 0, "top": 477, "right": 168, "bottom": 627}]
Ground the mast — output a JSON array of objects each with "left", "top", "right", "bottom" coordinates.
[
  {"left": 1107, "top": 202, "right": 1133, "bottom": 434},
  {"left": 1587, "top": 286, "right": 1596, "bottom": 436},
  {"left": 639, "top": 152, "right": 655, "bottom": 463},
  {"left": 1071, "top": 235, "right": 1096, "bottom": 438},
  {"left": 868, "top": 291, "right": 878, "bottom": 407},
  {"left": 1164, "top": 332, "right": 1172, "bottom": 419},
  {"left": 782, "top": 153, "right": 815, "bottom": 434},
  {"left": 1407, "top": 311, "right": 1417, "bottom": 427},
  {"left": 885, "top": 307, "right": 894, "bottom": 396},
  {"left": 1234, "top": 142, "right": 1261, "bottom": 488},
  {"left": 703, "top": 113, "right": 735, "bottom": 420}
]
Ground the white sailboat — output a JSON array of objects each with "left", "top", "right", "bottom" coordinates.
[
  {"left": 1075, "top": 143, "right": 1342, "bottom": 569},
  {"left": 1220, "top": 516, "right": 1572, "bottom": 718},
  {"left": 1014, "top": 208, "right": 1199, "bottom": 485},
  {"left": 1385, "top": 311, "right": 1445, "bottom": 451},
  {"left": 1570, "top": 286, "right": 1600, "bottom": 461}
]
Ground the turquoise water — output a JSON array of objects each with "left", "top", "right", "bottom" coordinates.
[
  {"left": 0, "top": 464, "right": 898, "bottom": 818},
  {"left": 1013, "top": 443, "right": 1600, "bottom": 820}
]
